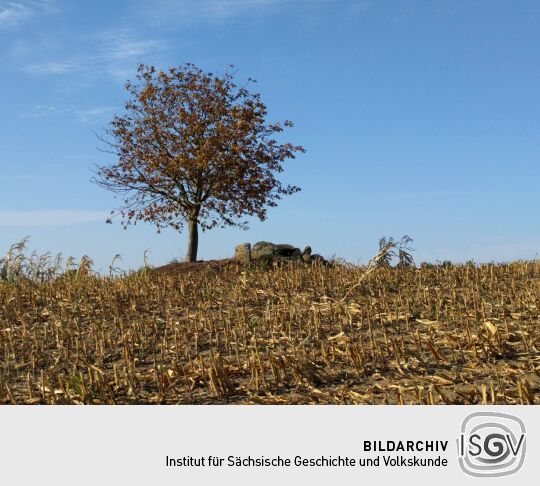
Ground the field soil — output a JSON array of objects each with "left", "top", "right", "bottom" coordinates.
[{"left": 1, "top": 261, "right": 539, "bottom": 404}]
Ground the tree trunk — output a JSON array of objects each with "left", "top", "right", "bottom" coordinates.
[{"left": 185, "top": 219, "right": 199, "bottom": 262}]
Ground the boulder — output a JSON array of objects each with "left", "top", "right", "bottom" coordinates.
[
  {"left": 291, "top": 248, "right": 302, "bottom": 259},
  {"left": 251, "top": 241, "right": 276, "bottom": 260},
  {"left": 234, "top": 243, "right": 251, "bottom": 264},
  {"left": 235, "top": 241, "right": 329, "bottom": 266},
  {"left": 310, "top": 253, "right": 328, "bottom": 265},
  {"left": 302, "top": 246, "right": 312, "bottom": 263},
  {"left": 275, "top": 244, "right": 301, "bottom": 258}
]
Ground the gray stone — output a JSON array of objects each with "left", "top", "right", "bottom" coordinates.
[
  {"left": 302, "top": 246, "right": 312, "bottom": 263},
  {"left": 234, "top": 243, "right": 251, "bottom": 263},
  {"left": 291, "top": 248, "right": 302, "bottom": 259},
  {"left": 251, "top": 241, "right": 275, "bottom": 260},
  {"left": 275, "top": 244, "right": 301, "bottom": 257},
  {"left": 234, "top": 241, "right": 328, "bottom": 266},
  {"left": 310, "top": 253, "right": 328, "bottom": 265}
]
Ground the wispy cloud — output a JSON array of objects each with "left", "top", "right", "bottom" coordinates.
[
  {"left": 0, "top": 210, "right": 108, "bottom": 227},
  {"left": 25, "top": 61, "right": 82, "bottom": 75},
  {"left": 0, "top": 0, "right": 55, "bottom": 29},
  {"left": 136, "top": 0, "right": 347, "bottom": 25},
  {"left": 20, "top": 104, "right": 115, "bottom": 124},
  {"left": 75, "top": 106, "right": 115, "bottom": 124},
  {"left": 348, "top": 1, "right": 371, "bottom": 15},
  {"left": 0, "top": 174, "right": 34, "bottom": 180},
  {"left": 94, "top": 30, "right": 167, "bottom": 80},
  {"left": 24, "top": 28, "right": 167, "bottom": 82},
  {"left": 0, "top": 2, "right": 32, "bottom": 27},
  {"left": 19, "top": 104, "right": 68, "bottom": 119}
]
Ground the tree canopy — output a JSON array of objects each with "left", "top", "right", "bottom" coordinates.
[{"left": 93, "top": 63, "right": 304, "bottom": 261}]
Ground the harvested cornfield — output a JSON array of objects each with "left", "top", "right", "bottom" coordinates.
[{"left": 1, "top": 260, "right": 539, "bottom": 404}]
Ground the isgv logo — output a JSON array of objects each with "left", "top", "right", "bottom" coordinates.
[{"left": 457, "top": 412, "right": 526, "bottom": 477}]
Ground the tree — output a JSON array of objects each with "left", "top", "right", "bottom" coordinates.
[{"left": 93, "top": 63, "right": 304, "bottom": 262}]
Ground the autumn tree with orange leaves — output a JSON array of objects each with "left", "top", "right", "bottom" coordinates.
[{"left": 93, "top": 63, "right": 304, "bottom": 262}]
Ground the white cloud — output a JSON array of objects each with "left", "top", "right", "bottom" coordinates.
[
  {"left": 93, "top": 31, "right": 167, "bottom": 80},
  {"left": 0, "top": 2, "right": 32, "bottom": 27},
  {"left": 0, "top": 0, "right": 55, "bottom": 29},
  {"left": 25, "top": 61, "right": 82, "bottom": 75},
  {"left": 19, "top": 104, "right": 115, "bottom": 124},
  {"left": 196, "top": 0, "right": 286, "bottom": 19},
  {"left": 75, "top": 106, "right": 115, "bottom": 124},
  {"left": 348, "top": 1, "right": 371, "bottom": 15},
  {"left": 23, "top": 29, "right": 167, "bottom": 82},
  {"left": 0, "top": 210, "right": 108, "bottom": 226},
  {"left": 136, "top": 0, "right": 344, "bottom": 25},
  {"left": 19, "top": 104, "right": 68, "bottom": 119},
  {"left": 0, "top": 174, "right": 34, "bottom": 180}
]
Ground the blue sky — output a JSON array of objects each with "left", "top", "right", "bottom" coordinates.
[{"left": 1, "top": 0, "right": 539, "bottom": 271}]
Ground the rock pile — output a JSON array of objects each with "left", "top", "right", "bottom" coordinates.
[{"left": 234, "top": 241, "right": 328, "bottom": 265}]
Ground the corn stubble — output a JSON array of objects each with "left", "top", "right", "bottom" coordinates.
[{"left": 1, "top": 259, "right": 539, "bottom": 405}]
